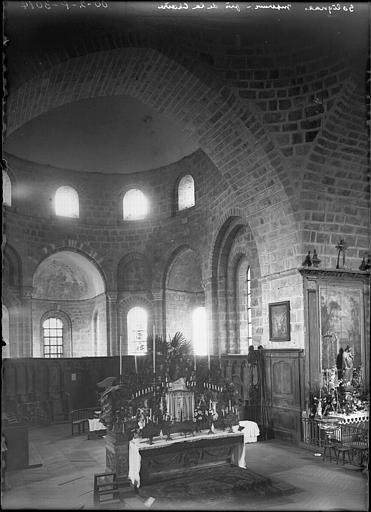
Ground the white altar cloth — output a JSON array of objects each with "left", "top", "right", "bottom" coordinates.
[
  {"left": 88, "top": 418, "right": 106, "bottom": 431},
  {"left": 238, "top": 420, "right": 260, "bottom": 443},
  {"left": 129, "top": 429, "right": 246, "bottom": 488}
]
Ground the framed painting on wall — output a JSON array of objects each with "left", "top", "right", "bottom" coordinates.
[
  {"left": 319, "top": 285, "right": 364, "bottom": 372},
  {"left": 269, "top": 301, "right": 291, "bottom": 341}
]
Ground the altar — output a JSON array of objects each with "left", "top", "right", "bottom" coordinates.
[{"left": 129, "top": 430, "right": 245, "bottom": 488}]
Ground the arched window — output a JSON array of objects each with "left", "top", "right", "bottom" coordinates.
[
  {"left": 2, "top": 305, "right": 10, "bottom": 358},
  {"left": 55, "top": 186, "right": 79, "bottom": 218},
  {"left": 123, "top": 189, "right": 149, "bottom": 220},
  {"left": 178, "top": 174, "right": 195, "bottom": 211},
  {"left": 3, "top": 170, "right": 11, "bottom": 207},
  {"left": 127, "top": 307, "right": 148, "bottom": 355},
  {"left": 42, "top": 317, "right": 64, "bottom": 358},
  {"left": 236, "top": 259, "right": 252, "bottom": 350},
  {"left": 192, "top": 306, "right": 207, "bottom": 355}
]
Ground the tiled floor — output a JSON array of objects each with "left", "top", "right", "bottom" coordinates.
[{"left": 1, "top": 423, "right": 368, "bottom": 510}]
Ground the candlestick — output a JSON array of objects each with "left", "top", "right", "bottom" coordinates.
[
  {"left": 153, "top": 325, "right": 156, "bottom": 374},
  {"left": 119, "top": 336, "right": 122, "bottom": 382}
]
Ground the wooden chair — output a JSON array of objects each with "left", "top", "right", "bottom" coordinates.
[
  {"left": 335, "top": 422, "right": 369, "bottom": 466},
  {"left": 348, "top": 424, "right": 369, "bottom": 467},
  {"left": 93, "top": 472, "right": 131, "bottom": 506},
  {"left": 321, "top": 424, "right": 340, "bottom": 463}
]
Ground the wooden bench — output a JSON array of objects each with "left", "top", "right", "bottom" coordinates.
[{"left": 70, "top": 408, "right": 96, "bottom": 436}]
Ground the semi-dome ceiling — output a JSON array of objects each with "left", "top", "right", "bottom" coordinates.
[{"left": 4, "top": 95, "right": 199, "bottom": 174}]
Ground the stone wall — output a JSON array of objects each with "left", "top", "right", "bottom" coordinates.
[{"left": 3, "top": 19, "right": 369, "bottom": 364}]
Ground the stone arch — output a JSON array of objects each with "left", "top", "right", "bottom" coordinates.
[
  {"left": 163, "top": 245, "right": 204, "bottom": 343},
  {"left": 2, "top": 243, "right": 22, "bottom": 289},
  {"left": 211, "top": 216, "right": 261, "bottom": 355},
  {"left": 37, "top": 244, "right": 107, "bottom": 290},
  {"left": 117, "top": 252, "right": 152, "bottom": 293},
  {"left": 6, "top": 47, "right": 300, "bottom": 270},
  {"left": 1, "top": 290, "right": 22, "bottom": 358},
  {"left": 32, "top": 250, "right": 107, "bottom": 357},
  {"left": 33, "top": 250, "right": 105, "bottom": 300}
]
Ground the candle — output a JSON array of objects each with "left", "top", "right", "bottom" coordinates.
[
  {"left": 119, "top": 336, "right": 122, "bottom": 380},
  {"left": 194, "top": 351, "right": 197, "bottom": 371},
  {"left": 153, "top": 325, "right": 156, "bottom": 374},
  {"left": 134, "top": 354, "right": 137, "bottom": 374},
  {"left": 229, "top": 400, "right": 231, "bottom": 410}
]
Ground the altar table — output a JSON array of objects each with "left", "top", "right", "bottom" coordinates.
[{"left": 129, "top": 430, "right": 245, "bottom": 488}]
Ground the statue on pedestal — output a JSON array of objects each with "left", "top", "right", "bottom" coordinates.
[{"left": 342, "top": 345, "right": 354, "bottom": 386}]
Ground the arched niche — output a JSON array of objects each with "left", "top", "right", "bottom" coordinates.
[
  {"left": 164, "top": 247, "right": 204, "bottom": 342},
  {"left": 32, "top": 250, "right": 107, "bottom": 357},
  {"left": 2, "top": 244, "right": 22, "bottom": 289},
  {"left": 211, "top": 217, "right": 261, "bottom": 355},
  {"left": 117, "top": 252, "right": 152, "bottom": 293}
]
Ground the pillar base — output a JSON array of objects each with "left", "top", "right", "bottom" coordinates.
[{"left": 105, "top": 430, "right": 130, "bottom": 477}]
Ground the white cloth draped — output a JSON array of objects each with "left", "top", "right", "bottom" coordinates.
[
  {"left": 238, "top": 420, "right": 260, "bottom": 443},
  {"left": 88, "top": 418, "right": 106, "bottom": 432}
]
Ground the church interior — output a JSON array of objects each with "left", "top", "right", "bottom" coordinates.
[{"left": 2, "top": 1, "right": 370, "bottom": 510}]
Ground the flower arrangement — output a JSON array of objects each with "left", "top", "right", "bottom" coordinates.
[
  {"left": 310, "top": 375, "right": 369, "bottom": 419},
  {"left": 193, "top": 405, "right": 206, "bottom": 424}
]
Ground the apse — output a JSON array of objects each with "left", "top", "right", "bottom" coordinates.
[{"left": 32, "top": 251, "right": 107, "bottom": 357}]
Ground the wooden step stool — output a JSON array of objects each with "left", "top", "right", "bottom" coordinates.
[{"left": 93, "top": 472, "right": 131, "bottom": 506}]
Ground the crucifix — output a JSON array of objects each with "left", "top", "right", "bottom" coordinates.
[{"left": 335, "top": 239, "right": 347, "bottom": 269}]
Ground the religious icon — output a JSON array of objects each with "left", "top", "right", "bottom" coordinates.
[{"left": 269, "top": 301, "right": 290, "bottom": 341}]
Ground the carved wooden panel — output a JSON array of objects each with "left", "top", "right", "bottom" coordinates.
[
  {"left": 264, "top": 349, "right": 304, "bottom": 442},
  {"left": 139, "top": 435, "right": 243, "bottom": 485},
  {"left": 272, "top": 361, "right": 292, "bottom": 395}
]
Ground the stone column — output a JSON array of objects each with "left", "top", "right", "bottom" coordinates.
[
  {"left": 106, "top": 291, "right": 118, "bottom": 356},
  {"left": 21, "top": 286, "right": 33, "bottom": 357},
  {"left": 202, "top": 278, "right": 215, "bottom": 356},
  {"left": 152, "top": 289, "right": 164, "bottom": 338}
]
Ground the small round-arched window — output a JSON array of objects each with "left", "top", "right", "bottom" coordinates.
[
  {"left": 178, "top": 174, "right": 195, "bottom": 211},
  {"left": 127, "top": 307, "right": 148, "bottom": 354},
  {"left": 55, "top": 186, "right": 79, "bottom": 218},
  {"left": 123, "top": 189, "right": 149, "bottom": 220}
]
